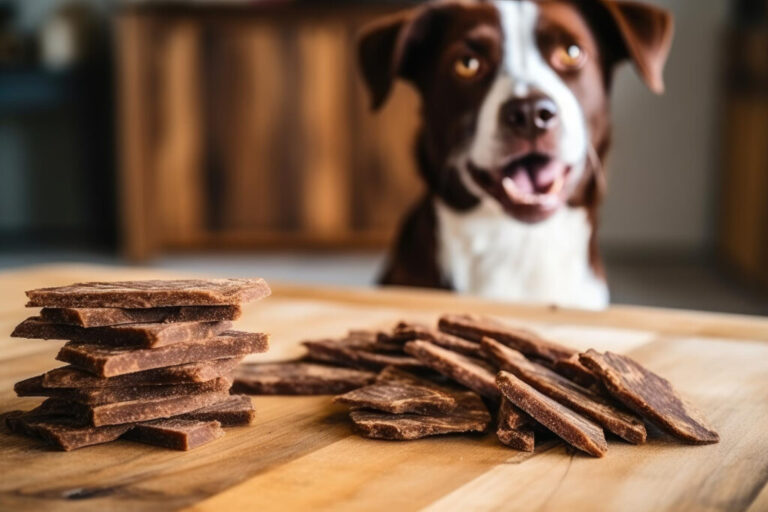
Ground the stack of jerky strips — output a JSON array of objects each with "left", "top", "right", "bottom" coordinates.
[
  {"left": 234, "top": 314, "right": 719, "bottom": 457},
  {"left": 6, "top": 279, "right": 270, "bottom": 451}
]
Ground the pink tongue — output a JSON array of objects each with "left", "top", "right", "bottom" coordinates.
[
  {"left": 534, "top": 162, "right": 559, "bottom": 191},
  {"left": 511, "top": 166, "right": 534, "bottom": 194}
]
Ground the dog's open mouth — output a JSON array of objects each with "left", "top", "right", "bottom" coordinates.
[{"left": 468, "top": 153, "right": 571, "bottom": 222}]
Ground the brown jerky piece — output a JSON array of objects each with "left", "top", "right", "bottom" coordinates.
[
  {"left": 303, "top": 338, "right": 424, "bottom": 371},
  {"left": 178, "top": 395, "right": 255, "bottom": 426},
  {"left": 334, "top": 383, "right": 457, "bottom": 415},
  {"left": 26, "top": 278, "right": 271, "bottom": 308},
  {"left": 124, "top": 419, "right": 224, "bottom": 450},
  {"left": 404, "top": 340, "right": 499, "bottom": 399},
  {"left": 233, "top": 361, "right": 376, "bottom": 395},
  {"left": 346, "top": 329, "right": 404, "bottom": 353},
  {"left": 497, "top": 399, "right": 536, "bottom": 452},
  {"left": 393, "top": 322, "right": 485, "bottom": 359},
  {"left": 439, "top": 314, "right": 574, "bottom": 362},
  {"left": 553, "top": 354, "right": 600, "bottom": 388},
  {"left": 57, "top": 331, "right": 268, "bottom": 377},
  {"left": 41, "top": 358, "right": 241, "bottom": 388},
  {"left": 483, "top": 338, "right": 646, "bottom": 444},
  {"left": 15, "top": 376, "right": 232, "bottom": 405},
  {"left": 579, "top": 350, "right": 719, "bottom": 444},
  {"left": 12, "top": 317, "right": 231, "bottom": 348},
  {"left": 42, "top": 390, "right": 230, "bottom": 427},
  {"left": 496, "top": 371, "right": 607, "bottom": 457},
  {"left": 349, "top": 391, "right": 490, "bottom": 440},
  {"left": 5, "top": 409, "right": 131, "bottom": 451},
  {"left": 40, "top": 304, "right": 242, "bottom": 328}
]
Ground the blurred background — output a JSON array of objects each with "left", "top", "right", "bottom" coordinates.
[{"left": 0, "top": 0, "right": 766, "bottom": 315}]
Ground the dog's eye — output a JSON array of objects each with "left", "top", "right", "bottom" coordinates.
[
  {"left": 453, "top": 55, "right": 481, "bottom": 79},
  {"left": 551, "top": 44, "right": 587, "bottom": 71}
]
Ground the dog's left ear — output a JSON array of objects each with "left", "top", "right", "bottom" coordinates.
[{"left": 600, "top": 0, "right": 674, "bottom": 94}]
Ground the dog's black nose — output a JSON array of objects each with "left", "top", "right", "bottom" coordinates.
[{"left": 500, "top": 95, "right": 559, "bottom": 137}]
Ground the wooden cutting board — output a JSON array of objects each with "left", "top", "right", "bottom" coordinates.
[{"left": 1, "top": 264, "right": 767, "bottom": 512}]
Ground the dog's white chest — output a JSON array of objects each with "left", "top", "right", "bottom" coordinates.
[{"left": 434, "top": 200, "right": 609, "bottom": 309}]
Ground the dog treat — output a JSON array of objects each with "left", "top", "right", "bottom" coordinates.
[
  {"left": 496, "top": 371, "right": 607, "bottom": 457},
  {"left": 57, "top": 331, "right": 268, "bottom": 377},
  {"left": 439, "top": 314, "right": 574, "bottom": 362},
  {"left": 496, "top": 399, "right": 536, "bottom": 452},
  {"left": 553, "top": 354, "right": 599, "bottom": 388},
  {"left": 579, "top": 350, "right": 720, "bottom": 444},
  {"left": 40, "top": 305, "right": 242, "bottom": 328},
  {"left": 41, "top": 358, "right": 241, "bottom": 388},
  {"left": 233, "top": 361, "right": 377, "bottom": 395},
  {"left": 12, "top": 317, "right": 231, "bottom": 348},
  {"left": 346, "top": 329, "right": 404, "bottom": 352},
  {"left": 375, "top": 365, "right": 454, "bottom": 390},
  {"left": 124, "top": 419, "right": 224, "bottom": 451},
  {"left": 303, "top": 338, "right": 424, "bottom": 371},
  {"left": 26, "top": 278, "right": 271, "bottom": 308},
  {"left": 177, "top": 395, "right": 255, "bottom": 426},
  {"left": 393, "top": 322, "right": 485, "bottom": 359},
  {"left": 335, "top": 383, "right": 457, "bottom": 415},
  {"left": 483, "top": 338, "right": 646, "bottom": 444},
  {"left": 43, "top": 390, "right": 230, "bottom": 427},
  {"left": 15, "top": 376, "right": 231, "bottom": 405},
  {"left": 349, "top": 391, "right": 490, "bottom": 440},
  {"left": 5, "top": 409, "right": 132, "bottom": 451},
  {"left": 404, "top": 340, "right": 499, "bottom": 399}
]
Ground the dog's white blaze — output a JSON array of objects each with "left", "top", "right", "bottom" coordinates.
[
  {"left": 469, "top": 0, "right": 587, "bottom": 172},
  {"left": 437, "top": 0, "right": 608, "bottom": 309}
]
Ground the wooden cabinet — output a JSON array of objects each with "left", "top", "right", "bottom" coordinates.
[
  {"left": 116, "top": 4, "right": 422, "bottom": 261},
  {"left": 719, "top": 25, "right": 768, "bottom": 287}
]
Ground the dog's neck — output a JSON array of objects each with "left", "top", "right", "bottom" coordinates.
[{"left": 433, "top": 196, "right": 609, "bottom": 309}]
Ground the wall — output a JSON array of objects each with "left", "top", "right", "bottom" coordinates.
[{"left": 601, "top": 0, "right": 730, "bottom": 251}]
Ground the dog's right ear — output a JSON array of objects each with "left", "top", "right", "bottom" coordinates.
[
  {"left": 358, "top": 5, "right": 441, "bottom": 110},
  {"left": 358, "top": 14, "right": 408, "bottom": 111}
]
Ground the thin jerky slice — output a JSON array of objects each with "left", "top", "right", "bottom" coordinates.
[
  {"left": 178, "top": 395, "right": 255, "bottom": 426},
  {"left": 124, "top": 419, "right": 224, "bottom": 450},
  {"left": 483, "top": 338, "right": 646, "bottom": 444},
  {"left": 497, "top": 399, "right": 536, "bottom": 452},
  {"left": 5, "top": 409, "right": 131, "bottom": 451},
  {"left": 439, "top": 314, "right": 574, "bottom": 362},
  {"left": 233, "top": 361, "right": 376, "bottom": 395},
  {"left": 15, "top": 376, "right": 232, "bottom": 405},
  {"left": 393, "top": 322, "right": 485, "bottom": 359},
  {"left": 41, "top": 304, "right": 242, "bottom": 328},
  {"left": 26, "top": 278, "right": 271, "bottom": 308},
  {"left": 42, "top": 358, "right": 241, "bottom": 388},
  {"left": 57, "top": 331, "right": 268, "bottom": 377},
  {"left": 303, "top": 338, "right": 424, "bottom": 371},
  {"left": 12, "top": 317, "right": 231, "bottom": 348},
  {"left": 496, "top": 371, "right": 607, "bottom": 457},
  {"left": 334, "top": 383, "right": 457, "bottom": 415},
  {"left": 349, "top": 392, "right": 490, "bottom": 440},
  {"left": 42, "top": 390, "right": 230, "bottom": 427},
  {"left": 404, "top": 340, "right": 499, "bottom": 399},
  {"left": 553, "top": 354, "right": 599, "bottom": 388},
  {"left": 346, "top": 329, "right": 403, "bottom": 353},
  {"left": 579, "top": 350, "right": 719, "bottom": 444},
  {"left": 375, "top": 366, "right": 457, "bottom": 390}
]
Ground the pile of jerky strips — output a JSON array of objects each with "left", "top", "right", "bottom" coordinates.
[
  {"left": 234, "top": 314, "right": 719, "bottom": 457},
  {"left": 6, "top": 279, "right": 270, "bottom": 451}
]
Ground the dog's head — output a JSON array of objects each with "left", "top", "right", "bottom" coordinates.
[{"left": 359, "top": 0, "right": 673, "bottom": 223}]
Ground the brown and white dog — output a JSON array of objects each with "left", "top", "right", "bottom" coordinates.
[{"left": 359, "top": 0, "right": 673, "bottom": 309}]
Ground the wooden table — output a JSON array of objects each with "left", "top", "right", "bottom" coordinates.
[{"left": 1, "top": 264, "right": 767, "bottom": 512}]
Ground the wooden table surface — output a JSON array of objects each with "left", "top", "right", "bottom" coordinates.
[{"left": 1, "top": 264, "right": 767, "bottom": 512}]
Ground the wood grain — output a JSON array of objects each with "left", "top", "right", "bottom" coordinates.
[{"left": 0, "top": 265, "right": 767, "bottom": 511}]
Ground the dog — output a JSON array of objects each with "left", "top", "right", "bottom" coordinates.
[{"left": 358, "top": 0, "right": 673, "bottom": 309}]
